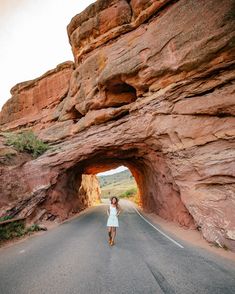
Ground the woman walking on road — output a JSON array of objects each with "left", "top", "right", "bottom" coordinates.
[{"left": 107, "top": 196, "right": 121, "bottom": 246}]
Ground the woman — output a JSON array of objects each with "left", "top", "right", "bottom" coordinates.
[{"left": 106, "top": 196, "right": 121, "bottom": 246}]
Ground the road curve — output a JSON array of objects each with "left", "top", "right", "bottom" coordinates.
[{"left": 0, "top": 199, "right": 235, "bottom": 294}]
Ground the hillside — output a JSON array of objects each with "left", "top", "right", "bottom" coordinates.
[{"left": 97, "top": 169, "right": 138, "bottom": 198}]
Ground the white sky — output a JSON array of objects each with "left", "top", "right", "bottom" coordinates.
[
  {"left": 0, "top": 1, "right": 127, "bottom": 176},
  {"left": 0, "top": 0, "right": 95, "bottom": 111},
  {"left": 97, "top": 166, "right": 128, "bottom": 176}
]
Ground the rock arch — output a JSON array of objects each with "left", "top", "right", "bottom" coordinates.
[{"left": 49, "top": 144, "right": 194, "bottom": 227}]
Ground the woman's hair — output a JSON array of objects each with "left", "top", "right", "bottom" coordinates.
[{"left": 110, "top": 196, "right": 119, "bottom": 209}]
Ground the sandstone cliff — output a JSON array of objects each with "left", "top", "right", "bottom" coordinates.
[{"left": 0, "top": 0, "right": 235, "bottom": 250}]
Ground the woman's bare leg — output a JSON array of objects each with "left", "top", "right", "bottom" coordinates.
[
  {"left": 111, "top": 227, "right": 116, "bottom": 243},
  {"left": 108, "top": 226, "right": 112, "bottom": 241}
]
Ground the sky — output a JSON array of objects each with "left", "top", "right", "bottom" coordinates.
[
  {"left": 0, "top": 0, "right": 95, "bottom": 111},
  {"left": 0, "top": 1, "right": 127, "bottom": 176},
  {"left": 97, "top": 166, "right": 128, "bottom": 176}
]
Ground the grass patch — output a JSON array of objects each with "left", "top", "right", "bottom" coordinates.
[
  {"left": 100, "top": 177, "right": 137, "bottom": 198},
  {"left": 4, "top": 130, "right": 50, "bottom": 158},
  {"left": 0, "top": 220, "right": 41, "bottom": 243},
  {"left": 119, "top": 187, "right": 138, "bottom": 198}
]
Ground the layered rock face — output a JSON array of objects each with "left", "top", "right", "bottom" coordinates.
[
  {"left": 0, "top": 141, "right": 101, "bottom": 222},
  {"left": 0, "top": 0, "right": 235, "bottom": 249}
]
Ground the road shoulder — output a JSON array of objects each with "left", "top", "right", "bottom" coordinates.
[{"left": 129, "top": 200, "right": 235, "bottom": 263}]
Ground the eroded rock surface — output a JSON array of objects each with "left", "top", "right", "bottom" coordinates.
[{"left": 0, "top": 0, "right": 235, "bottom": 250}]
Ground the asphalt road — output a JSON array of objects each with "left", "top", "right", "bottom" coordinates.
[{"left": 0, "top": 199, "right": 235, "bottom": 294}]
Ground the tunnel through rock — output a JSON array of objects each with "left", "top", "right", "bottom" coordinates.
[{"left": 40, "top": 146, "right": 195, "bottom": 228}]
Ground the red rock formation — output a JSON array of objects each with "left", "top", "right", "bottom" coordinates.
[
  {"left": 0, "top": 142, "right": 101, "bottom": 223},
  {"left": 0, "top": 61, "right": 74, "bottom": 132},
  {"left": 0, "top": 0, "right": 235, "bottom": 250},
  {"left": 34, "top": 174, "right": 101, "bottom": 222}
]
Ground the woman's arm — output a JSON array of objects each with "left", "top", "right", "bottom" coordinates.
[
  {"left": 107, "top": 207, "right": 110, "bottom": 216},
  {"left": 117, "top": 206, "right": 122, "bottom": 216}
]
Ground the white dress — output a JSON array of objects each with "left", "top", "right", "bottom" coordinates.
[{"left": 107, "top": 204, "right": 119, "bottom": 227}]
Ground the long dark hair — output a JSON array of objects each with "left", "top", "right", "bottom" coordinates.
[{"left": 110, "top": 196, "right": 119, "bottom": 209}]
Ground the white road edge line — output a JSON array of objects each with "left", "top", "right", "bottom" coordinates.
[{"left": 132, "top": 205, "right": 184, "bottom": 249}]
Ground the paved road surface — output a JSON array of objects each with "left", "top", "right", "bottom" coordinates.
[{"left": 0, "top": 199, "right": 235, "bottom": 294}]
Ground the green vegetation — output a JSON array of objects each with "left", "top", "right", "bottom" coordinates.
[
  {"left": 0, "top": 219, "right": 41, "bottom": 242},
  {"left": 99, "top": 169, "right": 135, "bottom": 188},
  {"left": 119, "top": 187, "right": 138, "bottom": 198},
  {"left": 0, "top": 220, "right": 25, "bottom": 240},
  {"left": 26, "top": 224, "right": 41, "bottom": 233},
  {"left": 0, "top": 215, "right": 14, "bottom": 222},
  {"left": 97, "top": 169, "right": 139, "bottom": 202},
  {"left": 4, "top": 130, "right": 50, "bottom": 158}
]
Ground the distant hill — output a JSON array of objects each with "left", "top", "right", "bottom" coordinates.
[
  {"left": 98, "top": 169, "right": 133, "bottom": 187},
  {"left": 97, "top": 169, "right": 137, "bottom": 198}
]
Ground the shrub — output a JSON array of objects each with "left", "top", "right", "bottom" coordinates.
[
  {"left": 5, "top": 130, "right": 49, "bottom": 158},
  {"left": 119, "top": 187, "right": 137, "bottom": 198},
  {"left": 0, "top": 215, "right": 14, "bottom": 222},
  {"left": 26, "top": 224, "right": 41, "bottom": 233},
  {"left": 0, "top": 221, "right": 41, "bottom": 241},
  {"left": 0, "top": 220, "right": 26, "bottom": 240}
]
